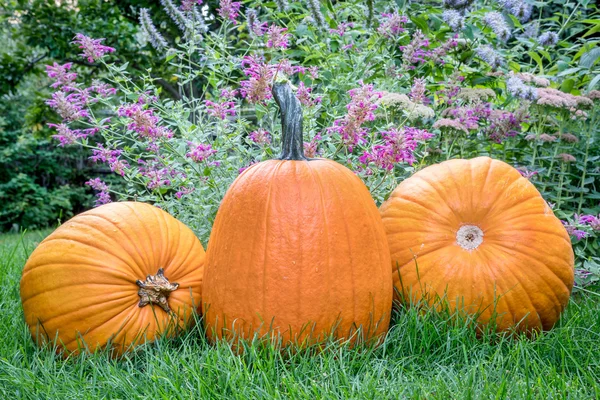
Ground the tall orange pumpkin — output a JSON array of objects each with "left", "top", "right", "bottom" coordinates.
[
  {"left": 202, "top": 82, "right": 392, "bottom": 345},
  {"left": 20, "top": 202, "right": 205, "bottom": 355},
  {"left": 380, "top": 157, "right": 574, "bottom": 334}
]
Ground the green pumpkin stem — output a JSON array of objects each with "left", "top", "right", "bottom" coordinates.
[{"left": 272, "top": 82, "right": 307, "bottom": 161}]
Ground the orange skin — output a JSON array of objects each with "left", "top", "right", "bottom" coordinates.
[
  {"left": 380, "top": 157, "right": 574, "bottom": 334},
  {"left": 203, "top": 159, "right": 393, "bottom": 346},
  {"left": 20, "top": 202, "right": 205, "bottom": 356}
]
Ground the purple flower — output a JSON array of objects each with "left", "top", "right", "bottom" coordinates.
[
  {"left": 186, "top": 142, "right": 218, "bottom": 163},
  {"left": 266, "top": 24, "right": 290, "bottom": 49},
  {"left": 117, "top": 103, "right": 173, "bottom": 139},
  {"left": 506, "top": 74, "right": 538, "bottom": 101},
  {"left": 329, "top": 22, "right": 354, "bottom": 37},
  {"left": 47, "top": 123, "right": 88, "bottom": 146},
  {"left": 176, "top": 186, "right": 195, "bottom": 199},
  {"left": 45, "top": 62, "right": 77, "bottom": 88},
  {"left": 562, "top": 221, "right": 589, "bottom": 240},
  {"left": 246, "top": 9, "right": 268, "bottom": 36},
  {"left": 220, "top": 88, "right": 238, "bottom": 99},
  {"left": 400, "top": 30, "right": 432, "bottom": 68},
  {"left": 308, "top": 66, "right": 319, "bottom": 80},
  {"left": 138, "top": 158, "right": 177, "bottom": 189},
  {"left": 248, "top": 129, "right": 271, "bottom": 145},
  {"left": 72, "top": 33, "right": 115, "bottom": 63},
  {"left": 476, "top": 45, "right": 504, "bottom": 69},
  {"left": 409, "top": 78, "right": 428, "bottom": 104},
  {"left": 486, "top": 109, "right": 526, "bottom": 143},
  {"left": 326, "top": 82, "right": 382, "bottom": 151},
  {"left": 296, "top": 82, "right": 321, "bottom": 107},
  {"left": 217, "top": 0, "right": 242, "bottom": 24},
  {"left": 239, "top": 56, "right": 276, "bottom": 104},
  {"left": 46, "top": 91, "right": 89, "bottom": 121},
  {"left": 90, "top": 144, "right": 122, "bottom": 163},
  {"left": 484, "top": 12, "right": 511, "bottom": 42},
  {"left": 205, "top": 100, "right": 236, "bottom": 120},
  {"left": 577, "top": 214, "right": 600, "bottom": 230},
  {"left": 140, "top": 8, "right": 169, "bottom": 51},
  {"left": 90, "top": 144, "right": 128, "bottom": 176},
  {"left": 86, "top": 178, "right": 111, "bottom": 206},
  {"left": 304, "top": 134, "right": 321, "bottom": 158},
  {"left": 180, "top": 0, "right": 202, "bottom": 11},
  {"left": 442, "top": 10, "right": 465, "bottom": 32},
  {"left": 239, "top": 161, "right": 258, "bottom": 174},
  {"left": 517, "top": 167, "right": 538, "bottom": 179},
  {"left": 537, "top": 31, "right": 559, "bottom": 47},
  {"left": 360, "top": 127, "right": 433, "bottom": 170},
  {"left": 378, "top": 12, "right": 408, "bottom": 38},
  {"left": 89, "top": 80, "right": 117, "bottom": 97}
]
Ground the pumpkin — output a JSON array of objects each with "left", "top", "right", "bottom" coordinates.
[
  {"left": 202, "top": 82, "right": 393, "bottom": 346},
  {"left": 20, "top": 202, "right": 205, "bottom": 355},
  {"left": 380, "top": 157, "right": 574, "bottom": 334}
]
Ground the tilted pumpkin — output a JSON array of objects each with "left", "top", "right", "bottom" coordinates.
[
  {"left": 380, "top": 157, "right": 574, "bottom": 334},
  {"left": 202, "top": 82, "right": 393, "bottom": 346},
  {"left": 20, "top": 202, "right": 205, "bottom": 355}
]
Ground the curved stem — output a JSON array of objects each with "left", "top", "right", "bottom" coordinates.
[{"left": 272, "top": 82, "right": 307, "bottom": 161}]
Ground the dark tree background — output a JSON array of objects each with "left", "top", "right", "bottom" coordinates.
[{"left": 0, "top": 0, "right": 196, "bottom": 231}]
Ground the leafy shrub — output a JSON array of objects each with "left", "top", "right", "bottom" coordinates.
[{"left": 42, "top": 0, "right": 600, "bottom": 285}]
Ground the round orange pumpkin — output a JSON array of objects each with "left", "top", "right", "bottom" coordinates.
[
  {"left": 202, "top": 82, "right": 393, "bottom": 346},
  {"left": 20, "top": 201, "right": 205, "bottom": 355},
  {"left": 380, "top": 157, "right": 574, "bottom": 334}
]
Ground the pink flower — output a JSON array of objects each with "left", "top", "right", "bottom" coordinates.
[
  {"left": 296, "top": 82, "right": 321, "bottom": 107},
  {"left": 180, "top": 0, "right": 202, "bottom": 11},
  {"left": 45, "top": 62, "right": 77, "bottom": 88},
  {"left": 137, "top": 158, "right": 177, "bottom": 189},
  {"left": 517, "top": 167, "right": 538, "bottom": 179},
  {"left": 239, "top": 56, "right": 276, "bottom": 104},
  {"left": 85, "top": 178, "right": 111, "bottom": 206},
  {"left": 72, "top": 33, "right": 115, "bottom": 63},
  {"left": 304, "top": 134, "right": 321, "bottom": 158},
  {"left": 326, "top": 82, "right": 382, "bottom": 150},
  {"left": 378, "top": 12, "right": 408, "bottom": 38},
  {"left": 47, "top": 123, "right": 88, "bottom": 146},
  {"left": 266, "top": 24, "right": 290, "bottom": 49},
  {"left": 409, "top": 78, "right": 428, "bottom": 104},
  {"left": 577, "top": 214, "right": 600, "bottom": 230},
  {"left": 89, "top": 80, "right": 116, "bottom": 97},
  {"left": 117, "top": 103, "right": 173, "bottom": 139},
  {"left": 239, "top": 161, "right": 258, "bottom": 174},
  {"left": 308, "top": 66, "right": 319, "bottom": 80},
  {"left": 360, "top": 127, "right": 433, "bottom": 170},
  {"left": 205, "top": 100, "right": 236, "bottom": 120},
  {"left": 186, "top": 142, "right": 218, "bottom": 163},
  {"left": 329, "top": 22, "right": 354, "bottom": 37},
  {"left": 248, "top": 129, "right": 271, "bottom": 145},
  {"left": 220, "top": 88, "right": 238, "bottom": 99},
  {"left": 90, "top": 144, "right": 122, "bottom": 163},
  {"left": 217, "top": 0, "right": 242, "bottom": 24},
  {"left": 176, "top": 186, "right": 195, "bottom": 199},
  {"left": 46, "top": 91, "right": 89, "bottom": 121}
]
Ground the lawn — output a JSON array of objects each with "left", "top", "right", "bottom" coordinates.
[{"left": 0, "top": 230, "right": 598, "bottom": 399}]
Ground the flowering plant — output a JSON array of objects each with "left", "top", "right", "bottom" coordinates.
[{"left": 44, "top": 0, "right": 600, "bottom": 286}]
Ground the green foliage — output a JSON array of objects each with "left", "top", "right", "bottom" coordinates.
[{"left": 0, "top": 0, "right": 174, "bottom": 230}]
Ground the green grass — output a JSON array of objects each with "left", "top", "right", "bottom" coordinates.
[{"left": 1, "top": 231, "right": 599, "bottom": 399}]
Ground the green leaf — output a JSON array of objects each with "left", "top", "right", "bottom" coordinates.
[
  {"left": 588, "top": 73, "right": 600, "bottom": 91},
  {"left": 557, "top": 67, "right": 582, "bottom": 77},
  {"left": 561, "top": 78, "right": 574, "bottom": 93},
  {"left": 410, "top": 15, "right": 429, "bottom": 34},
  {"left": 583, "top": 23, "right": 600, "bottom": 38},
  {"left": 527, "top": 51, "right": 544, "bottom": 73},
  {"left": 579, "top": 47, "right": 600, "bottom": 69}
]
